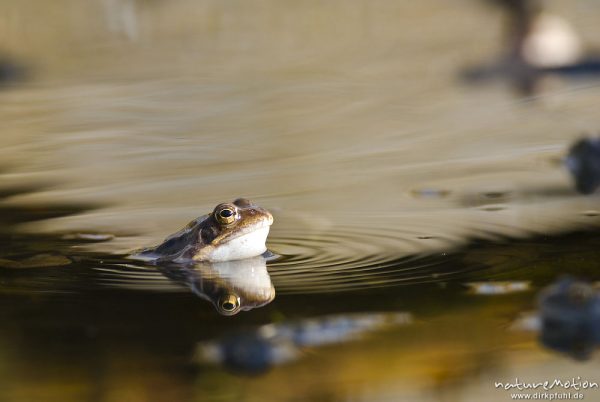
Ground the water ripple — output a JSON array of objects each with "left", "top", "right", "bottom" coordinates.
[
  {"left": 265, "top": 225, "right": 475, "bottom": 294},
  {"left": 94, "top": 263, "right": 183, "bottom": 292},
  {"left": 86, "top": 224, "right": 476, "bottom": 296}
]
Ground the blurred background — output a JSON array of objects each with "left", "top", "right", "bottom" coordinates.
[{"left": 1, "top": 1, "right": 600, "bottom": 401}]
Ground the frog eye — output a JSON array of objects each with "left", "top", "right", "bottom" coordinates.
[
  {"left": 218, "top": 294, "right": 240, "bottom": 315},
  {"left": 214, "top": 204, "right": 238, "bottom": 225}
]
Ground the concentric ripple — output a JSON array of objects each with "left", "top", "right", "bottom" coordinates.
[
  {"left": 265, "top": 224, "right": 478, "bottom": 294},
  {"left": 86, "top": 222, "right": 476, "bottom": 296},
  {"left": 90, "top": 206, "right": 600, "bottom": 296}
]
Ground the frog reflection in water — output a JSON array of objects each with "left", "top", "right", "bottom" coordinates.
[
  {"left": 133, "top": 198, "right": 274, "bottom": 263},
  {"left": 158, "top": 256, "right": 275, "bottom": 316},
  {"left": 131, "top": 198, "right": 275, "bottom": 315}
]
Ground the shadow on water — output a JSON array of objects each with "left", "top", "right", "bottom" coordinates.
[
  {"left": 0, "top": 167, "right": 97, "bottom": 233},
  {"left": 0, "top": 171, "right": 107, "bottom": 294}
]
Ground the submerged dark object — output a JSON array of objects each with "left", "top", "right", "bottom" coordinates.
[
  {"left": 538, "top": 277, "right": 600, "bottom": 360},
  {"left": 566, "top": 137, "right": 600, "bottom": 195},
  {"left": 195, "top": 312, "right": 411, "bottom": 374}
]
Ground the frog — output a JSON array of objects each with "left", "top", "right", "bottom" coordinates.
[{"left": 132, "top": 198, "right": 274, "bottom": 263}]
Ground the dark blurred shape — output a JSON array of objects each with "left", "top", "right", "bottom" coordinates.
[
  {"left": 210, "top": 332, "right": 292, "bottom": 375},
  {"left": 566, "top": 137, "right": 600, "bottom": 195},
  {"left": 0, "top": 175, "right": 102, "bottom": 232},
  {"left": 195, "top": 312, "right": 411, "bottom": 374},
  {"left": 538, "top": 277, "right": 600, "bottom": 360},
  {"left": 0, "top": 183, "right": 47, "bottom": 200},
  {"left": 0, "top": 56, "right": 28, "bottom": 86},
  {"left": 495, "top": 0, "right": 546, "bottom": 95},
  {"left": 0, "top": 253, "right": 71, "bottom": 269},
  {"left": 157, "top": 256, "right": 275, "bottom": 316},
  {"left": 463, "top": 0, "right": 600, "bottom": 96},
  {"left": 0, "top": 204, "right": 99, "bottom": 229}
]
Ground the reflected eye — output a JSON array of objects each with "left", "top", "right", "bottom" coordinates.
[
  {"left": 218, "top": 294, "right": 240, "bottom": 314},
  {"left": 214, "top": 205, "right": 238, "bottom": 225}
]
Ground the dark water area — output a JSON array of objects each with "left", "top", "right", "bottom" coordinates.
[
  {"left": 2, "top": 0, "right": 600, "bottom": 401},
  {"left": 1, "top": 196, "right": 600, "bottom": 401}
]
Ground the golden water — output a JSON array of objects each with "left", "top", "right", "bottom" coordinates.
[{"left": 1, "top": 1, "right": 600, "bottom": 401}]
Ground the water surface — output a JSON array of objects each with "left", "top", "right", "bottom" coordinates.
[{"left": 1, "top": 1, "right": 600, "bottom": 401}]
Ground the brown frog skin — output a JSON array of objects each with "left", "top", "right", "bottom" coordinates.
[{"left": 132, "top": 198, "right": 274, "bottom": 263}]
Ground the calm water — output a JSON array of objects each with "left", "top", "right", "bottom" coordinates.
[{"left": 1, "top": 1, "right": 600, "bottom": 401}]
